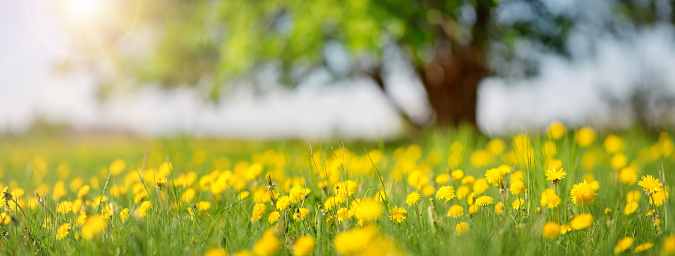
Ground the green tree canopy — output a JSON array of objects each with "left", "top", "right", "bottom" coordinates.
[{"left": 92, "top": 0, "right": 674, "bottom": 127}]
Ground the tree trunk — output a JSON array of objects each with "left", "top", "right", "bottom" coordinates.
[{"left": 416, "top": 47, "right": 486, "bottom": 127}]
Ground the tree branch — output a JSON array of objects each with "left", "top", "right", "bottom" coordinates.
[{"left": 363, "top": 66, "right": 426, "bottom": 128}]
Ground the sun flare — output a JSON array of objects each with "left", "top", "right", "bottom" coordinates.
[
  {"left": 27, "top": 0, "right": 141, "bottom": 58},
  {"left": 61, "top": 0, "right": 106, "bottom": 21}
]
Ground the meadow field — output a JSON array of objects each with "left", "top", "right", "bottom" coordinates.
[{"left": 0, "top": 123, "right": 674, "bottom": 255}]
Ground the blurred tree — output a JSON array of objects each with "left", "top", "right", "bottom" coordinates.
[{"left": 91, "top": 0, "right": 673, "bottom": 128}]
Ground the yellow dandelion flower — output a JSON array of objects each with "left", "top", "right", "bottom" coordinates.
[
  {"left": 253, "top": 189, "right": 271, "bottom": 203},
  {"left": 133, "top": 191, "right": 148, "bottom": 204},
  {"left": 560, "top": 224, "right": 572, "bottom": 234},
  {"left": 456, "top": 186, "right": 470, "bottom": 200},
  {"left": 435, "top": 186, "right": 455, "bottom": 202},
  {"left": 92, "top": 195, "right": 107, "bottom": 208},
  {"left": 488, "top": 139, "right": 505, "bottom": 155},
  {"left": 604, "top": 208, "right": 612, "bottom": 215},
  {"left": 570, "top": 213, "right": 593, "bottom": 230},
  {"left": 268, "top": 211, "right": 280, "bottom": 224},
  {"left": 292, "top": 207, "right": 309, "bottom": 222},
  {"left": 469, "top": 205, "right": 479, "bottom": 214},
  {"left": 512, "top": 198, "right": 524, "bottom": 210},
  {"left": 545, "top": 167, "right": 566, "bottom": 183},
  {"left": 485, "top": 167, "right": 505, "bottom": 187},
  {"left": 604, "top": 134, "right": 625, "bottom": 153},
  {"left": 576, "top": 127, "right": 596, "bottom": 147},
  {"left": 447, "top": 205, "right": 463, "bottom": 218},
  {"left": 614, "top": 237, "right": 633, "bottom": 254},
  {"left": 467, "top": 192, "right": 476, "bottom": 205},
  {"left": 77, "top": 185, "right": 90, "bottom": 199},
  {"left": 101, "top": 204, "right": 113, "bottom": 219},
  {"left": 638, "top": 175, "right": 663, "bottom": 195},
  {"left": 471, "top": 149, "right": 494, "bottom": 167},
  {"left": 624, "top": 202, "right": 638, "bottom": 215},
  {"left": 334, "top": 225, "right": 378, "bottom": 254},
  {"left": 649, "top": 188, "right": 669, "bottom": 206},
  {"left": 52, "top": 181, "right": 66, "bottom": 200},
  {"left": 238, "top": 191, "right": 250, "bottom": 201},
  {"left": 197, "top": 201, "right": 211, "bottom": 211},
  {"left": 356, "top": 199, "right": 382, "bottom": 222},
  {"left": 663, "top": 235, "right": 675, "bottom": 254},
  {"left": 435, "top": 174, "right": 450, "bottom": 184},
  {"left": 252, "top": 229, "right": 279, "bottom": 256},
  {"left": 338, "top": 208, "right": 354, "bottom": 222},
  {"left": 155, "top": 176, "right": 168, "bottom": 186},
  {"left": 510, "top": 171, "right": 525, "bottom": 183},
  {"left": 462, "top": 176, "right": 476, "bottom": 186},
  {"left": 204, "top": 248, "right": 227, "bottom": 256},
  {"left": 109, "top": 159, "right": 126, "bottom": 176},
  {"left": 472, "top": 179, "right": 489, "bottom": 194},
  {"left": 542, "top": 222, "right": 560, "bottom": 239},
  {"left": 406, "top": 191, "right": 420, "bottom": 207},
  {"left": 474, "top": 196, "right": 494, "bottom": 207},
  {"left": 408, "top": 171, "right": 430, "bottom": 189},
  {"left": 494, "top": 202, "right": 503, "bottom": 214},
  {"left": 547, "top": 121, "right": 566, "bottom": 140},
  {"left": 634, "top": 242, "right": 653, "bottom": 253},
  {"left": 550, "top": 158, "right": 565, "bottom": 170},
  {"left": 334, "top": 181, "right": 358, "bottom": 199},
  {"left": 56, "top": 223, "right": 71, "bottom": 240},
  {"left": 138, "top": 201, "right": 152, "bottom": 217},
  {"left": 276, "top": 196, "right": 291, "bottom": 211},
  {"left": 422, "top": 186, "right": 435, "bottom": 196},
  {"left": 81, "top": 215, "right": 107, "bottom": 239},
  {"left": 0, "top": 212, "right": 10, "bottom": 225},
  {"left": 57, "top": 201, "right": 73, "bottom": 214},
  {"left": 76, "top": 213, "right": 87, "bottom": 226},
  {"left": 626, "top": 190, "right": 641, "bottom": 203},
  {"left": 120, "top": 208, "right": 129, "bottom": 222},
  {"left": 181, "top": 188, "right": 196, "bottom": 203},
  {"left": 232, "top": 251, "right": 252, "bottom": 256},
  {"left": 289, "top": 185, "right": 309, "bottom": 203},
  {"left": 543, "top": 141, "right": 558, "bottom": 157},
  {"left": 294, "top": 236, "right": 315, "bottom": 256},
  {"left": 323, "top": 197, "right": 339, "bottom": 210},
  {"left": 619, "top": 166, "right": 638, "bottom": 185},
  {"left": 455, "top": 222, "right": 469, "bottom": 235},
  {"left": 451, "top": 170, "right": 464, "bottom": 181},
  {"left": 547, "top": 159, "right": 564, "bottom": 174},
  {"left": 389, "top": 206, "right": 407, "bottom": 223},
  {"left": 570, "top": 181, "right": 597, "bottom": 206},
  {"left": 610, "top": 154, "right": 628, "bottom": 170},
  {"left": 510, "top": 181, "right": 526, "bottom": 195},
  {"left": 251, "top": 203, "right": 266, "bottom": 222},
  {"left": 71, "top": 199, "right": 83, "bottom": 214}
]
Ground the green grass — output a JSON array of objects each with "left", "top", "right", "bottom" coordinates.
[{"left": 0, "top": 126, "right": 673, "bottom": 255}]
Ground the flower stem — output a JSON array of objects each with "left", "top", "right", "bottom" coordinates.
[{"left": 554, "top": 183, "right": 560, "bottom": 223}]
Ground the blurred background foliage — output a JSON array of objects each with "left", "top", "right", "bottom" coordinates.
[{"left": 66, "top": 0, "right": 675, "bottom": 130}]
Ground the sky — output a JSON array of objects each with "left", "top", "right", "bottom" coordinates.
[{"left": 2, "top": 0, "right": 675, "bottom": 140}]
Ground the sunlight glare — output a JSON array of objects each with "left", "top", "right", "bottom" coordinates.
[{"left": 62, "top": 0, "right": 105, "bottom": 21}]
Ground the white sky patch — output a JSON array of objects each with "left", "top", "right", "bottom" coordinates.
[{"left": 2, "top": 1, "right": 675, "bottom": 139}]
